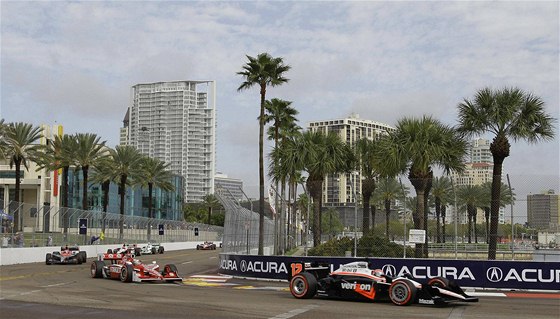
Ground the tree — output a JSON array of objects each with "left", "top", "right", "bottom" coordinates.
[
  {"left": 273, "top": 130, "right": 353, "bottom": 247},
  {"left": 378, "top": 116, "right": 467, "bottom": 257},
  {"left": 108, "top": 145, "right": 143, "bottom": 239},
  {"left": 457, "top": 87, "right": 555, "bottom": 259},
  {"left": 4, "top": 122, "right": 42, "bottom": 230},
  {"left": 457, "top": 185, "right": 483, "bottom": 243},
  {"left": 430, "top": 176, "right": 453, "bottom": 243},
  {"left": 199, "top": 194, "right": 222, "bottom": 225},
  {"left": 354, "top": 138, "right": 385, "bottom": 233},
  {"left": 264, "top": 97, "right": 300, "bottom": 253},
  {"left": 90, "top": 157, "right": 116, "bottom": 233},
  {"left": 74, "top": 133, "right": 106, "bottom": 211},
  {"left": 237, "top": 53, "right": 291, "bottom": 255},
  {"left": 0, "top": 119, "right": 7, "bottom": 160},
  {"left": 480, "top": 181, "right": 515, "bottom": 243},
  {"left": 376, "top": 177, "right": 402, "bottom": 239},
  {"left": 136, "top": 156, "right": 175, "bottom": 240}
]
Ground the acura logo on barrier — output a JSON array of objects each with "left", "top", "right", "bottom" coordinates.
[
  {"left": 487, "top": 267, "right": 503, "bottom": 282},
  {"left": 382, "top": 264, "right": 397, "bottom": 277},
  {"left": 240, "top": 260, "right": 247, "bottom": 272}
]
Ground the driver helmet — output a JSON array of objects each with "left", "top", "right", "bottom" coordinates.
[{"left": 373, "top": 269, "right": 384, "bottom": 277}]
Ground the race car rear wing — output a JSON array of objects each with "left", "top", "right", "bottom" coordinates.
[
  {"left": 288, "top": 261, "right": 331, "bottom": 281},
  {"left": 97, "top": 253, "right": 125, "bottom": 261}
]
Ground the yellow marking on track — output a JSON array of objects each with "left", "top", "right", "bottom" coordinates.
[{"left": 234, "top": 285, "right": 257, "bottom": 289}]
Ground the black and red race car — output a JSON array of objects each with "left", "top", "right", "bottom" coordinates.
[
  {"left": 46, "top": 246, "right": 87, "bottom": 265},
  {"left": 90, "top": 250, "right": 182, "bottom": 283},
  {"left": 289, "top": 261, "right": 478, "bottom": 306}
]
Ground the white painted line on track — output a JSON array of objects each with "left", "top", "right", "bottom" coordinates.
[
  {"left": 470, "top": 292, "right": 507, "bottom": 297},
  {"left": 269, "top": 304, "right": 319, "bottom": 319},
  {"left": 40, "top": 281, "right": 75, "bottom": 288},
  {"left": 181, "top": 261, "right": 193, "bottom": 264},
  {"left": 209, "top": 256, "right": 217, "bottom": 259}
]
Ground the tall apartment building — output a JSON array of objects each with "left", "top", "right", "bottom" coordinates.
[
  {"left": 450, "top": 138, "right": 505, "bottom": 224},
  {"left": 122, "top": 81, "right": 216, "bottom": 203},
  {"left": 307, "top": 114, "right": 395, "bottom": 207},
  {"left": 527, "top": 190, "right": 560, "bottom": 231}
]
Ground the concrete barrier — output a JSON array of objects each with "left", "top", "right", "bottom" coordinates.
[{"left": 0, "top": 241, "right": 218, "bottom": 266}]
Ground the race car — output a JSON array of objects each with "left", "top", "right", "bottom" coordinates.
[
  {"left": 196, "top": 241, "right": 217, "bottom": 250},
  {"left": 289, "top": 261, "right": 478, "bottom": 306},
  {"left": 107, "top": 244, "right": 142, "bottom": 256},
  {"left": 138, "top": 243, "right": 165, "bottom": 255},
  {"left": 90, "top": 250, "right": 181, "bottom": 283},
  {"left": 46, "top": 245, "right": 87, "bottom": 265}
]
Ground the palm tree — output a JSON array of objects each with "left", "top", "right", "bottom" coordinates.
[
  {"left": 4, "top": 122, "right": 42, "bottom": 230},
  {"left": 237, "top": 53, "right": 291, "bottom": 255},
  {"left": 199, "top": 194, "right": 222, "bottom": 225},
  {"left": 0, "top": 119, "right": 8, "bottom": 160},
  {"left": 480, "top": 181, "right": 516, "bottom": 244},
  {"left": 108, "top": 145, "right": 143, "bottom": 239},
  {"left": 457, "top": 87, "right": 555, "bottom": 259},
  {"left": 74, "top": 133, "right": 106, "bottom": 211},
  {"left": 34, "top": 133, "right": 78, "bottom": 235},
  {"left": 378, "top": 116, "right": 467, "bottom": 257},
  {"left": 354, "top": 138, "right": 385, "bottom": 233},
  {"left": 430, "top": 176, "right": 453, "bottom": 243},
  {"left": 273, "top": 130, "right": 353, "bottom": 247},
  {"left": 264, "top": 97, "right": 299, "bottom": 254},
  {"left": 376, "top": 177, "right": 402, "bottom": 239},
  {"left": 457, "top": 185, "right": 483, "bottom": 243},
  {"left": 90, "top": 157, "right": 116, "bottom": 234}
]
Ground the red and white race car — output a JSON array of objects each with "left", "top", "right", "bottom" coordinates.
[
  {"left": 196, "top": 241, "right": 217, "bottom": 250},
  {"left": 90, "top": 251, "right": 182, "bottom": 283}
]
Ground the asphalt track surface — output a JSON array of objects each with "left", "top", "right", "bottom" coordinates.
[{"left": 1, "top": 249, "right": 559, "bottom": 319}]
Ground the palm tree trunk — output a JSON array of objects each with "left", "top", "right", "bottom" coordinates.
[
  {"left": 119, "top": 175, "right": 126, "bottom": 241},
  {"left": 371, "top": 204, "right": 376, "bottom": 230},
  {"left": 258, "top": 85, "right": 266, "bottom": 256},
  {"left": 362, "top": 192, "right": 371, "bottom": 234},
  {"left": 82, "top": 166, "right": 89, "bottom": 211},
  {"left": 441, "top": 206, "right": 446, "bottom": 243},
  {"left": 14, "top": 159, "right": 22, "bottom": 231},
  {"left": 148, "top": 183, "right": 153, "bottom": 241},
  {"left": 423, "top": 177, "right": 432, "bottom": 258},
  {"left": 308, "top": 179, "right": 322, "bottom": 247},
  {"left": 384, "top": 199, "right": 391, "bottom": 239},
  {"left": 62, "top": 166, "right": 69, "bottom": 235},
  {"left": 435, "top": 198, "right": 441, "bottom": 243},
  {"left": 473, "top": 210, "right": 478, "bottom": 244},
  {"left": 488, "top": 134, "right": 508, "bottom": 260},
  {"left": 410, "top": 173, "right": 428, "bottom": 258},
  {"left": 467, "top": 206, "right": 473, "bottom": 243},
  {"left": 101, "top": 180, "right": 109, "bottom": 233}
]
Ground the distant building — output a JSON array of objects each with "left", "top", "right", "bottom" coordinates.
[
  {"left": 307, "top": 114, "right": 395, "bottom": 228},
  {"left": 214, "top": 172, "right": 243, "bottom": 202},
  {"left": 527, "top": 190, "right": 560, "bottom": 231},
  {"left": 122, "top": 80, "right": 217, "bottom": 203},
  {"left": 450, "top": 138, "right": 505, "bottom": 224}
]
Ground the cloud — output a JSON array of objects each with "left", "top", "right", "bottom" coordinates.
[{"left": 1, "top": 1, "right": 558, "bottom": 200}]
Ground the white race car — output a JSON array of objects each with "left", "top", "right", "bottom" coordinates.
[{"left": 138, "top": 243, "right": 165, "bottom": 255}]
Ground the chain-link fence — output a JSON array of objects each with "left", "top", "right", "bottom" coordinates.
[
  {"left": 0, "top": 201, "right": 222, "bottom": 248},
  {"left": 216, "top": 186, "right": 274, "bottom": 255}
]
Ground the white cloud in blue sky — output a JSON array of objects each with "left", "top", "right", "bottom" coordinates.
[{"left": 1, "top": 1, "right": 558, "bottom": 199}]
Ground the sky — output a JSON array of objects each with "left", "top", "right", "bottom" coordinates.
[{"left": 1, "top": 1, "right": 559, "bottom": 220}]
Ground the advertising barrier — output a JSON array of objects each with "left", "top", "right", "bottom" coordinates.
[{"left": 218, "top": 254, "right": 560, "bottom": 291}]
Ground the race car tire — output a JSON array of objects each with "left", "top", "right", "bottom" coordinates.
[
  {"left": 134, "top": 248, "right": 142, "bottom": 256},
  {"left": 151, "top": 247, "right": 157, "bottom": 255},
  {"left": 120, "top": 264, "right": 133, "bottom": 282},
  {"left": 427, "top": 277, "right": 450, "bottom": 289},
  {"left": 91, "top": 261, "right": 104, "bottom": 278},
  {"left": 196, "top": 246, "right": 200, "bottom": 250},
  {"left": 79, "top": 251, "right": 87, "bottom": 263},
  {"left": 158, "top": 246, "right": 164, "bottom": 254},
  {"left": 46, "top": 253, "right": 52, "bottom": 265},
  {"left": 162, "top": 264, "right": 178, "bottom": 276},
  {"left": 290, "top": 272, "right": 317, "bottom": 299},
  {"left": 389, "top": 279, "right": 417, "bottom": 306}
]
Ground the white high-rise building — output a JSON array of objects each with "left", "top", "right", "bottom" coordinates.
[
  {"left": 308, "top": 114, "right": 395, "bottom": 207},
  {"left": 470, "top": 138, "right": 493, "bottom": 163},
  {"left": 123, "top": 81, "right": 216, "bottom": 203}
]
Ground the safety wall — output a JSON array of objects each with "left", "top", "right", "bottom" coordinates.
[{"left": 218, "top": 254, "right": 560, "bottom": 291}]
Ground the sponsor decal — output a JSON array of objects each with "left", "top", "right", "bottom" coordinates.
[
  {"left": 486, "top": 267, "right": 560, "bottom": 283},
  {"left": 238, "top": 261, "right": 287, "bottom": 274},
  {"left": 341, "top": 282, "right": 372, "bottom": 291},
  {"left": 220, "top": 259, "right": 237, "bottom": 271},
  {"left": 382, "top": 264, "right": 475, "bottom": 280},
  {"left": 418, "top": 299, "right": 435, "bottom": 305}
]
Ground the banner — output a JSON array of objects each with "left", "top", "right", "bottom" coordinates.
[{"left": 218, "top": 254, "right": 560, "bottom": 291}]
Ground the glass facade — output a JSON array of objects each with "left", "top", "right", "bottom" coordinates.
[{"left": 67, "top": 170, "right": 184, "bottom": 221}]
